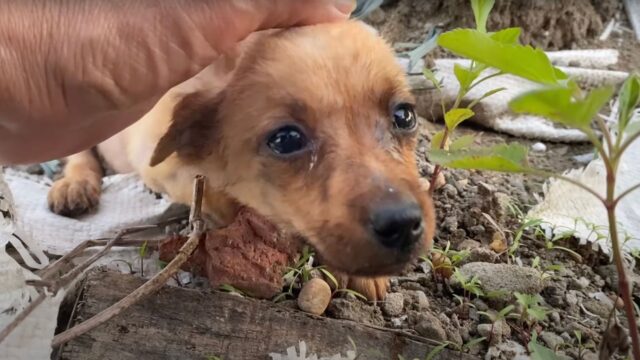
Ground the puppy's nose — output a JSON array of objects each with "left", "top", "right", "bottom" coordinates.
[{"left": 371, "top": 202, "right": 424, "bottom": 250}]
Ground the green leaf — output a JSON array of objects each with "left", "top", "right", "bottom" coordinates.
[
  {"left": 475, "top": 87, "right": 507, "bottom": 103},
  {"left": 425, "top": 342, "right": 451, "bottom": 360},
  {"left": 445, "top": 108, "right": 475, "bottom": 131},
  {"left": 490, "top": 27, "right": 521, "bottom": 44},
  {"left": 618, "top": 74, "right": 640, "bottom": 133},
  {"left": 529, "top": 338, "right": 562, "bottom": 359},
  {"left": 423, "top": 68, "right": 442, "bottom": 90},
  {"left": 510, "top": 86, "right": 614, "bottom": 131},
  {"left": 462, "top": 337, "right": 486, "bottom": 350},
  {"left": 438, "top": 29, "right": 565, "bottom": 85},
  {"left": 528, "top": 307, "right": 548, "bottom": 321},
  {"left": 449, "top": 135, "right": 475, "bottom": 151},
  {"left": 499, "top": 305, "right": 515, "bottom": 318},
  {"left": 138, "top": 240, "right": 148, "bottom": 258},
  {"left": 431, "top": 130, "right": 446, "bottom": 150},
  {"left": 470, "top": 0, "right": 495, "bottom": 33},
  {"left": 319, "top": 268, "right": 339, "bottom": 289},
  {"left": 454, "top": 63, "right": 478, "bottom": 90},
  {"left": 429, "top": 143, "right": 529, "bottom": 173}
]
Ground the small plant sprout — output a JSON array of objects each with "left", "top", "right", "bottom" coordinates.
[
  {"left": 425, "top": 0, "right": 640, "bottom": 355},
  {"left": 478, "top": 305, "right": 514, "bottom": 344},
  {"left": 423, "top": 241, "right": 470, "bottom": 280},
  {"left": 138, "top": 240, "right": 149, "bottom": 277},
  {"left": 274, "top": 247, "right": 368, "bottom": 302},
  {"left": 528, "top": 331, "right": 563, "bottom": 360},
  {"left": 514, "top": 292, "right": 548, "bottom": 328},
  {"left": 453, "top": 268, "right": 484, "bottom": 300}
]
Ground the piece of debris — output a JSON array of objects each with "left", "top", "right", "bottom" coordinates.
[
  {"left": 159, "top": 207, "right": 303, "bottom": 299},
  {"left": 531, "top": 142, "right": 547, "bottom": 152}
]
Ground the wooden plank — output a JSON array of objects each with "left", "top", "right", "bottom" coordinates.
[
  {"left": 60, "top": 271, "right": 477, "bottom": 360},
  {"left": 624, "top": 0, "right": 640, "bottom": 41}
]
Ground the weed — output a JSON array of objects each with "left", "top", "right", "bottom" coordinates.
[
  {"left": 514, "top": 292, "right": 548, "bottom": 328},
  {"left": 478, "top": 305, "right": 514, "bottom": 344},
  {"left": 425, "top": 0, "right": 640, "bottom": 353}
]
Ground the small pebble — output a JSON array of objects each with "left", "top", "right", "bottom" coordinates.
[
  {"left": 297, "top": 278, "right": 332, "bottom": 315},
  {"left": 382, "top": 292, "right": 405, "bottom": 316},
  {"left": 569, "top": 277, "right": 590, "bottom": 290},
  {"left": 531, "top": 142, "right": 547, "bottom": 152}
]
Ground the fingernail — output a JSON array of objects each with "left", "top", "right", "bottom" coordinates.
[{"left": 334, "top": 0, "right": 357, "bottom": 15}]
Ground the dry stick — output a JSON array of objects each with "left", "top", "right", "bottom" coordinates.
[
  {"left": 0, "top": 225, "right": 159, "bottom": 346},
  {"left": 51, "top": 175, "right": 207, "bottom": 348}
]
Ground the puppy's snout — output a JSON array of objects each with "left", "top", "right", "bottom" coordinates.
[{"left": 371, "top": 201, "right": 424, "bottom": 250}]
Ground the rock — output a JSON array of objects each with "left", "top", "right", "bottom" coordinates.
[
  {"left": 531, "top": 142, "right": 547, "bottom": 152},
  {"left": 468, "top": 247, "right": 498, "bottom": 263},
  {"left": 445, "top": 326, "right": 463, "bottom": 346},
  {"left": 540, "top": 331, "right": 564, "bottom": 350},
  {"left": 297, "top": 278, "right": 332, "bottom": 315},
  {"left": 560, "top": 332, "right": 572, "bottom": 343},
  {"left": 326, "top": 299, "right": 384, "bottom": 327},
  {"left": 477, "top": 321, "right": 509, "bottom": 345},
  {"left": 414, "top": 313, "right": 447, "bottom": 341},
  {"left": 457, "top": 239, "right": 481, "bottom": 251},
  {"left": 550, "top": 311, "right": 561, "bottom": 324},
  {"left": 596, "top": 265, "right": 640, "bottom": 291},
  {"left": 569, "top": 322, "right": 599, "bottom": 341},
  {"left": 382, "top": 292, "right": 404, "bottom": 317},
  {"left": 582, "top": 351, "right": 598, "bottom": 360},
  {"left": 569, "top": 277, "right": 590, "bottom": 290},
  {"left": 452, "top": 263, "right": 545, "bottom": 301},
  {"left": 390, "top": 315, "right": 407, "bottom": 328},
  {"left": 485, "top": 340, "right": 528, "bottom": 360},
  {"left": 442, "top": 183, "right": 459, "bottom": 197},
  {"left": 565, "top": 290, "right": 579, "bottom": 307},
  {"left": 583, "top": 298, "right": 613, "bottom": 319},
  {"left": 443, "top": 216, "right": 459, "bottom": 232},
  {"left": 404, "top": 290, "right": 429, "bottom": 311},
  {"left": 472, "top": 298, "right": 489, "bottom": 312}
]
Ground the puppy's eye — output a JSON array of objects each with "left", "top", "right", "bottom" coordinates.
[
  {"left": 267, "top": 125, "right": 308, "bottom": 155},
  {"left": 392, "top": 103, "right": 417, "bottom": 131}
]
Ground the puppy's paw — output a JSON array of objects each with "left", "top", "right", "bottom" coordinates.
[
  {"left": 48, "top": 177, "right": 101, "bottom": 217},
  {"left": 335, "top": 274, "right": 389, "bottom": 302}
]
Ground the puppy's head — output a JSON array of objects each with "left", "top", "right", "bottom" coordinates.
[{"left": 151, "top": 21, "right": 435, "bottom": 276}]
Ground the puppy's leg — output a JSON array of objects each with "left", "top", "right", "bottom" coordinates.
[
  {"left": 48, "top": 150, "right": 103, "bottom": 217},
  {"left": 332, "top": 271, "right": 389, "bottom": 302}
]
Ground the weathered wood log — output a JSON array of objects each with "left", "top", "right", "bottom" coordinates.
[{"left": 60, "top": 271, "right": 477, "bottom": 360}]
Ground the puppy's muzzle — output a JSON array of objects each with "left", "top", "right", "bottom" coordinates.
[{"left": 370, "top": 200, "right": 424, "bottom": 252}]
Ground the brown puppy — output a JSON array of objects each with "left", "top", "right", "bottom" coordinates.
[{"left": 48, "top": 21, "right": 435, "bottom": 300}]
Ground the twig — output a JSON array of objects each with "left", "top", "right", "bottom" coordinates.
[
  {"left": 51, "top": 175, "right": 207, "bottom": 347},
  {"left": 0, "top": 227, "right": 161, "bottom": 346}
]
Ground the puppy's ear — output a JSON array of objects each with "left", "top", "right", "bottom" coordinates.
[{"left": 149, "top": 92, "right": 224, "bottom": 167}]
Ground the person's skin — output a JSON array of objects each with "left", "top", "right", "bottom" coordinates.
[{"left": 0, "top": 0, "right": 355, "bottom": 165}]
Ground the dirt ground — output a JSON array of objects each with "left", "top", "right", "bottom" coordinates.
[{"left": 303, "top": 1, "right": 640, "bottom": 358}]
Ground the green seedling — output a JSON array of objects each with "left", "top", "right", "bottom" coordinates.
[
  {"left": 422, "top": 241, "right": 470, "bottom": 280},
  {"left": 478, "top": 305, "right": 514, "bottom": 344},
  {"left": 514, "top": 292, "right": 548, "bottom": 328},
  {"left": 138, "top": 240, "right": 148, "bottom": 277},
  {"left": 425, "top": 0, "right": 640, "bottom": 355},
  {"left": 528, "top": 331, "right": 563, "bottom": 360}
]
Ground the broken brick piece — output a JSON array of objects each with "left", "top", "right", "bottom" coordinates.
[{"left": 160, "top": 207, "right": 303, "bottom": 299}]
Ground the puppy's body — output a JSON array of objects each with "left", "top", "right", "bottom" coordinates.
[{"left": 49, "top": 21, "right": 435, "bottom": 300}]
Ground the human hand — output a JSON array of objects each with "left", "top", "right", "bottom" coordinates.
[{"left": 0, "top": 0, "right": 355, "bottom": 164}]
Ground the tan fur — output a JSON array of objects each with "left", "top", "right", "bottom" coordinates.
[{"left": 48, "top": 21, "right": 436, "bottom": 300}]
